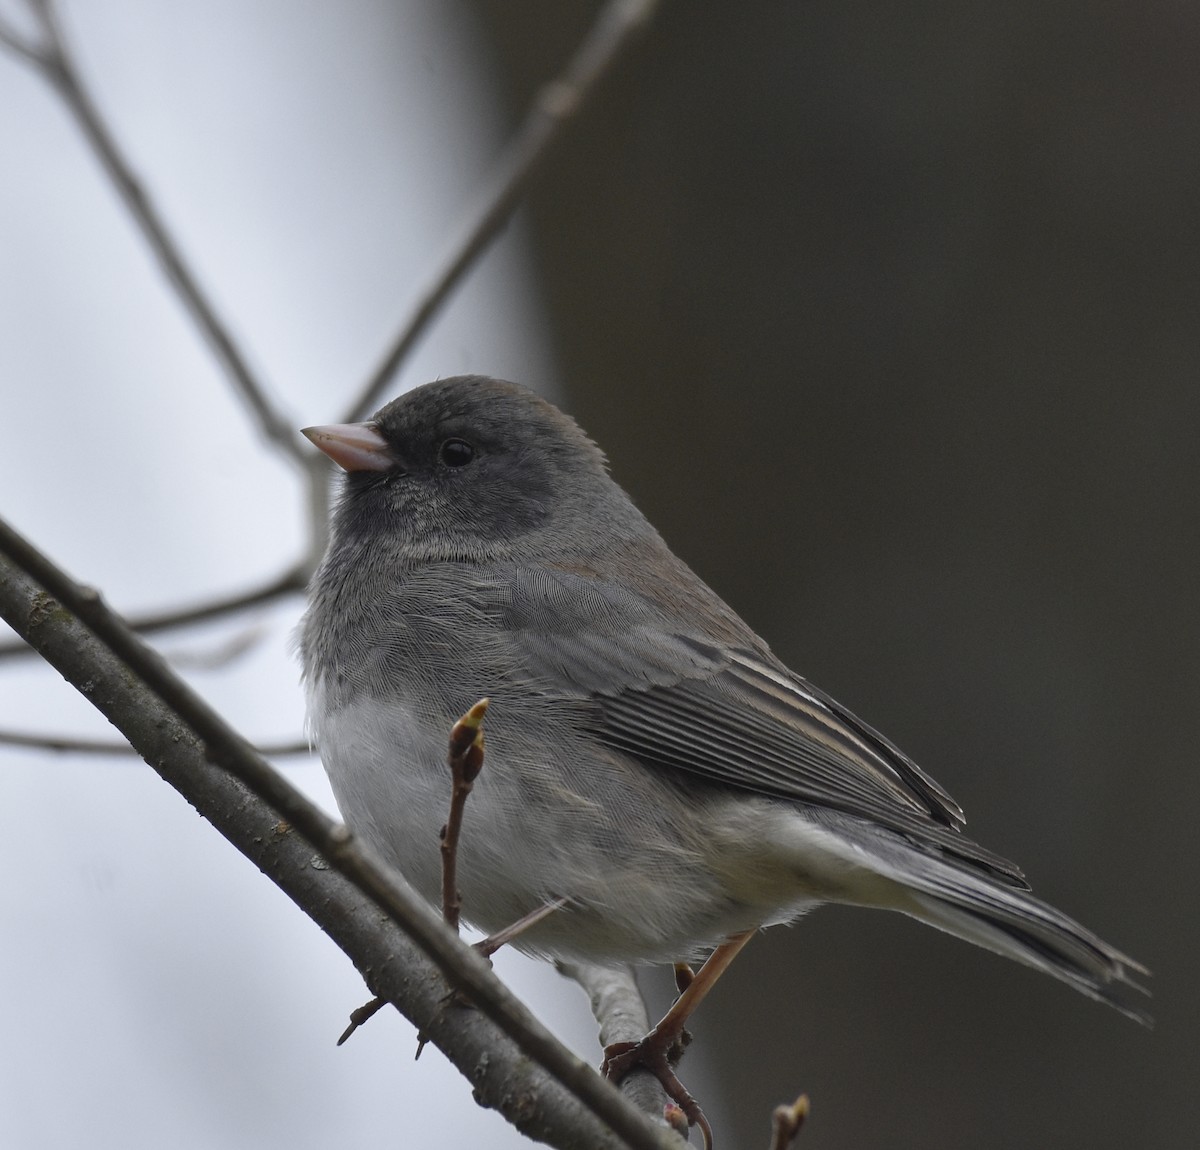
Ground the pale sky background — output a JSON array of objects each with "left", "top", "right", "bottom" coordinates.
[{"left": 0, "top": 4, "right": 664, "bottom": 1147}]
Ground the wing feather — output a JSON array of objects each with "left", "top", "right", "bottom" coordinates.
[{"left": 499, "top": 565, "right": 1027, "bottom": 887}]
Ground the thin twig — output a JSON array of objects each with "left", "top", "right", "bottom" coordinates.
[
  {"left": 0, "top": 728, "right": 311, "bottom": 758},
  {"left": 441, "top": 701, "right": 569, "bottom": 955},
  {"left": 162, "top": 622, "right": 270, "bottom": 670},
  {"left": 442, "top": 698, "right": 489, "bottom": 932},
  {"left": 336, "top": 997, "right": 386, "bottom": 1046},
  {"left": 344, "top": 698, "right": 490, "bottom": 1050},
  {"left": 0, "top": 562, "right": 307, "bottom": 660},
  {"left": 343, "top": 0, "right": 662, "bottom": 422},
  {"left": 12, "top": 0, "right": 300, "bottom": 458},
  {"left": 0, "top": 516, "right": 674, "bottom": 1150},
  {"left": 477, "top": 897, "right": 568, "bottom": 959}
]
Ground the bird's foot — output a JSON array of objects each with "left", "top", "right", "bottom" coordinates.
[{"left": 602, "top": 1028, "right": 713, "bottom": 1150}]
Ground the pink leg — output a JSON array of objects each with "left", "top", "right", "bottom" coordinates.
[{"left": 601, "top": 930, "right": 756, "bottom": 1149}]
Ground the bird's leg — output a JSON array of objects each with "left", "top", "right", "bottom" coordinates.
[
  {"left": 601, "top": 929, "right": 756, "bottom": 1148},
  {"left": 602, "top": 930, "right": 755, "bottom": 1073}
]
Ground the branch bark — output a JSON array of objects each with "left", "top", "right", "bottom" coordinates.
[{"left": 560, "top": 962, "right": 670, "bottom": 1122}]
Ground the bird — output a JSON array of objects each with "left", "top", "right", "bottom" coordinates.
[{"left": 299, "top": 374, "right": 1147, "bottom": 1135}]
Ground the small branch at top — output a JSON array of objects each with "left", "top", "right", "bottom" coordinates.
[{"left": 343, "top": 0, "right": 662, "bottom": 422}]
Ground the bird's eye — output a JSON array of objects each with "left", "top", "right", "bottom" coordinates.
[{"left": 439, "top": 438, "right": 475, "bottom": 467}]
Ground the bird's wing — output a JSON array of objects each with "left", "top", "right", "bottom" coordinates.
[{"left": 499, "top": 565, "right": 1027, "bottom": 887}]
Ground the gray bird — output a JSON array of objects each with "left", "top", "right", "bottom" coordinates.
[{"left": 299, "top": 375, "right": 1147, "bottom": 1088}]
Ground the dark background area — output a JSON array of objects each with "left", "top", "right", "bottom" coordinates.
[{"left": 478, "top": 3, "right": 1196, "bottom": 1147}]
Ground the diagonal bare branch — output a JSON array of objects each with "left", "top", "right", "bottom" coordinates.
[
  {"left": 343, "top": 0, "right": 662, "bottom": 422},
  {"left": 10, "top": 0, "right": 301, "bottom": 458},
  {"left": 0, "top": 514, "right": 678, "bottom": 1150}
]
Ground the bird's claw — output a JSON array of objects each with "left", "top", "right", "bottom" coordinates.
[{"left": 602, "top": 1032, "right": 714, "bottom": 1149}]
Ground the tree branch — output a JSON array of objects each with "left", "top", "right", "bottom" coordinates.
[
  {"left": 0, "top": 515, "right": 679, "bottom": 1150},
  {"left": 343, "top": 0, "right": 662, "bottom": 422},
  {"left": 0, "top": 728, "right": 311, "bottom": 758},
  {"left": 10, "top": 0, "right": 301, "bottom": 458},
  {"left": 0, "top": 562, "right": 307, "bottom": 661}
]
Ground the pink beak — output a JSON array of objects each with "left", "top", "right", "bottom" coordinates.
[{"left": 302, "top": 422, "right": 396, "bottom": 473}]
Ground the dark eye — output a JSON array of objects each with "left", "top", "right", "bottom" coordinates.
[{"left": 439, "top": 438, "right": 475, "bottom": 467}]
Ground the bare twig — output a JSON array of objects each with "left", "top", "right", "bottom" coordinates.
[
  {"left": 768, "top": 1094, "right": 810, "bottom": 1150},
  {"left": 0, "top": 516, "right": 675, "bottom": 1150},
  {"left": 442, "top": 698, "right": 489, "bottom": 931},
  {"left": 336, "top": 997, "right": 386, "bottom": 1046},
  {"left": 442, "top": 701, "right": 570, "bottom": 956},
  {"left": 0, "top": 562, "right": 307, "bottom": 661},
  {"left": 477, "top": 896, "right": 568, "bottom": 959},
  {"left": 0, "top": 727, "right": 311, "bottom": 758},
  {"left": 163, "top": 622, "right": 270, "bottom": 670},
  {"left": 344, "top": 0, "right": 662, "bottom": 422},
  {"left": 341, "top": 699, "right": 491, "bottom": 1051},
  {"left": 7, "top": 1, "right": 300, "bottom": 457}
]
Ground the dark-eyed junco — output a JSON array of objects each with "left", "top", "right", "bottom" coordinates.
[{"left": 299, "top": 375, "right": 1147, "bottom": 1060}]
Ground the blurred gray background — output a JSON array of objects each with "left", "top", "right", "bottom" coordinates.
[
  {"left": 481, "top": 3, "right": 1196, "bottom": 1148},
  {"left": 1, "top": 2, "right": 1194, "bottom": 1148}
]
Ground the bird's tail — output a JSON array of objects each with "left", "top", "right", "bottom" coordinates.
[{"left": 844, "top": 822, "right": 1151, "bottom": 1024}]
